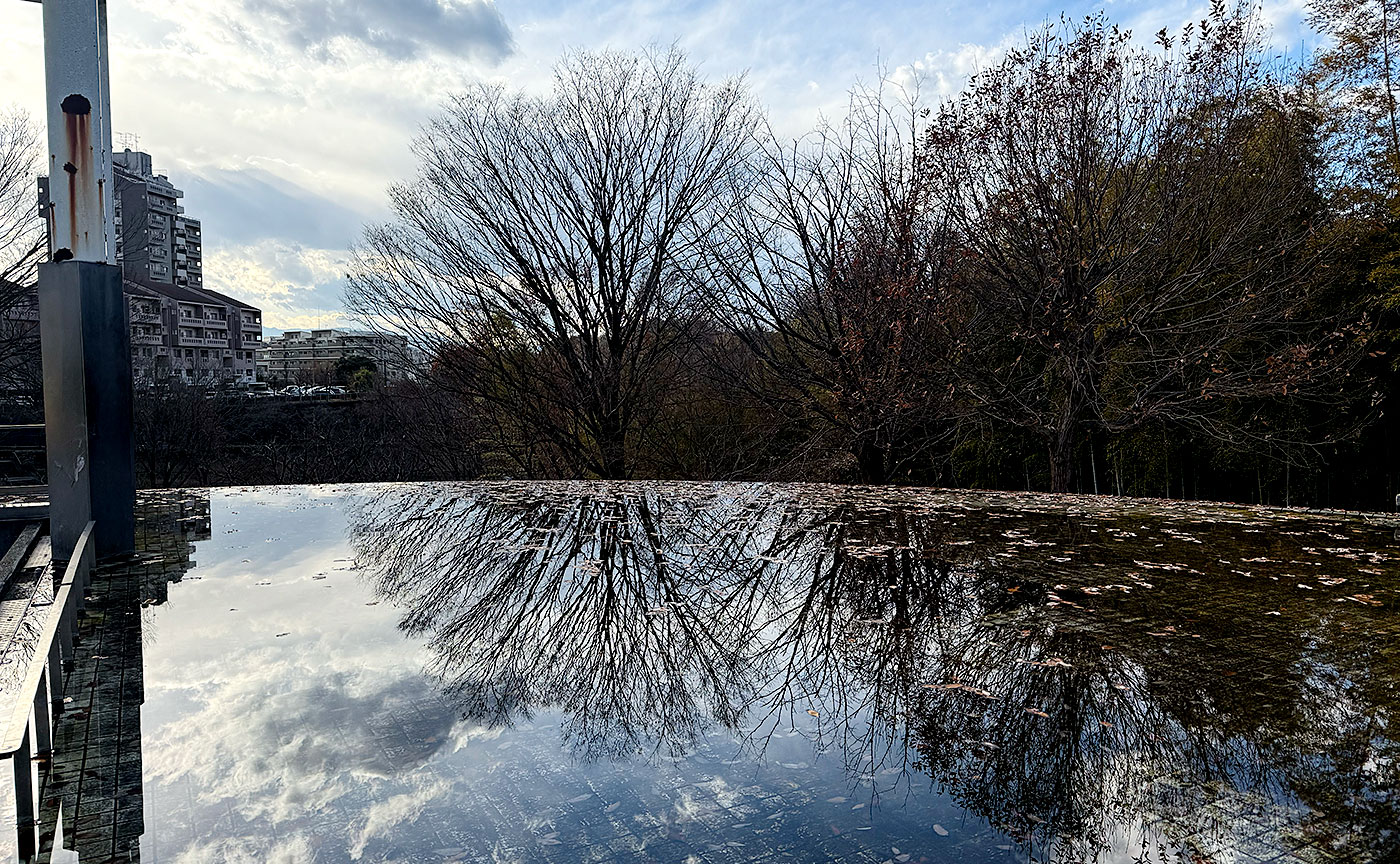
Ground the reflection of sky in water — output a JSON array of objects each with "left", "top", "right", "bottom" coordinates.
[{"left": 127, "top": 483, "right": 1400, "bottom": 863}]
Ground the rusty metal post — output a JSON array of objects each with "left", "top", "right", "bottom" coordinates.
[
  {"left": 36, "top": 0, "right": 134, "bottom": 560},
  {"left": 40, "top": 0, "right": 113, "bottom": 263}
]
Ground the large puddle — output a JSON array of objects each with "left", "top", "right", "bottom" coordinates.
[{"left": 33, "top": 483, "right": 1400, "bottom": 862}]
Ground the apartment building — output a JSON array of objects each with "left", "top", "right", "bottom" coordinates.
[
  {"left": 126, "top": 282, "right": 264, "bottom": 385},
  {"left": 40, "top": 149, "right": 263, "bottom": 384},
  {"left": 111, "top": 149, "right": 207, "bottom": 293},
  {"left": 256, "top": 329, "right": 412, "bottom": 385}
]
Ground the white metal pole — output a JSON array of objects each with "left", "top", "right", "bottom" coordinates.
[{"left": 40, "top": 0, "right": 114, "bottom": 264}]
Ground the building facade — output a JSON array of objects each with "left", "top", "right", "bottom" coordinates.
[
  {"left": 126, "top": 282, "right": 264, "bottom": 385},
  {"left": 111, "top": 149, "right": 206, "bottom": 293},
  {"left": 40, "top": 149, "right": 263, "bottom": 384},
  {"left": 256, "top": 329, "right": 412, "bottom": 385}
]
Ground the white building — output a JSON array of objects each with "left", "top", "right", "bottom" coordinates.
[{"left": 256, "top": 329, "right": 412, "bottom": 385}]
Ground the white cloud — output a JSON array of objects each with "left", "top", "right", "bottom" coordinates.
[
  {"left": 349, "top": 777, "right": 454, "bottom": 859},
  {"left": 890, "top": 41, "right": 1009, "bottom": 103},
  {"left": 206, "top": 241, "right": 353, "bottom": 329}
]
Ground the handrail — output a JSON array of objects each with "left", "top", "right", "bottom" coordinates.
[
  {"left": 0, "top": 427, "right": 45, "bottom": 451},
  {"left": 0, "top": 521, "right": 93, "bottom": 756}
]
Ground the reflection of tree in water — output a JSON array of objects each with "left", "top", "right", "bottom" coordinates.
[
  {"left": 352, "top": 483, "right": 781, "bottom": 761},
  {"left": 349, "top": 483, "right": 1400, "bottom": 861}
]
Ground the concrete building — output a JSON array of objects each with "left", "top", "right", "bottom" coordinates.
[
  {"left": 111, "top": 149, "right": 206, "bottom": 293},
  {"left": 257, "top": 329, "right": 412, "bottom": 385},
  {"left": 125, "top": 281, "right": 264, "bottom": 385},
  {"left": 40, "top": 149, "right": 264, "bottom": 384}
]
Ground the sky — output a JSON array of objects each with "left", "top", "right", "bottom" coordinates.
[{"left": 0, "top": 0, "right": 1314, "bottom": 331}]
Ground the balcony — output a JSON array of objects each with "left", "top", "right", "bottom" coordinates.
[
  {"left": 131, "top": 333, "right": 163, "bottom": 346},
  {"left": 130, "top": 311, "right": 160, "bottom": 325}
]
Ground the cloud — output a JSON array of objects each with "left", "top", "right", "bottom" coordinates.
[
  {"left": 205, "top": 240, "right": 353, "bottom": 329},
  {"left": 240, "top": 0, "right": 514, "bottom": 63},
  {"left": 890, "top": 41, "right": 1009, "bottom": 102},
  {"left": 182, "top": 167, "right": 365, "bottom": 248}
]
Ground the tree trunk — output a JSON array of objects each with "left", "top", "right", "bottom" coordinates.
[
  {"left": 855, "top": 437, "right": 888, "bottom": 485},
  {"left": 597, "top": 414, "right": 629, "bottom": 480},
  {"left": 1048, "top": 423, "right": 1078, "bottom": 493}
]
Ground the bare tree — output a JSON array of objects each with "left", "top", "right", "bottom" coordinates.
[
  {"left": 702, "top": 85, "right": 965, "bottom": 484},
  {"left": 347, "top": 48, "right": 759, "bottom": 480},
  {"left": 133, "top": 375, "right": 228, "bottom": 488},
  {"left": 0, "top": 109, "right": 43, "bottom": 403},
  {"left": 928, "top": 10, "right": 1364, "bottom": 492}
]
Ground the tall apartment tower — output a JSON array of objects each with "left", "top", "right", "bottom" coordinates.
[
  {"left": 40, "top": 149, "right": 264, "bottom": 384},
  {"left": 111, "top": 149, "right": 205, "bottom": 293}
]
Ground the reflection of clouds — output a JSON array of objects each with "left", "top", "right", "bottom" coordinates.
[
  {"left": 146, "top": 669, "right": 458, "bottom": 825},
  {"left": 171, "top": 832, "right": 316, "bottom": 864},
  {"left": 141, "top": 487, "right": 467, "bottom": 859},
  {"left": 349, "top": 776, "right": 454, "bottom": 860},
  {"left": 128, "top": 482, "right": 1400, "bottom": 863}
]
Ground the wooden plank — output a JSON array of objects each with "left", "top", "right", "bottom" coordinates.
[{"left": 0, "top": 524, "right": 39, "bottom": 589}]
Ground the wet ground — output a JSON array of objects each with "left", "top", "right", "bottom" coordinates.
[{"left": 25, "top": 482, "right": 1400, "bottom": 862}]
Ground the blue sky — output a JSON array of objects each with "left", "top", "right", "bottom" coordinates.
[{"left": 0, "top": 0, "right": 1312, "bottom": 330}]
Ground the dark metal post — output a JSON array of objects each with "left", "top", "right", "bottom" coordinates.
[
  {"left": 79, "top": 268, "right": 135, "bottom": 556},
  {"left": 37, "top": 262, "right": 133, "bottom": 560},
  {"left": 37, "top": 263, "right": 92, "bottom": 560}
]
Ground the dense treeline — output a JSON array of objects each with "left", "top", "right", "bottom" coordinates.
[
  {"left": 4, "top": 3, "right": 1400, "bottom": 507},
  {"left": 344, "top": 4, "right": 1400, "bottom": 509},
  {"left": 128, "top": 381, "right": 479, "bottom": 489}
]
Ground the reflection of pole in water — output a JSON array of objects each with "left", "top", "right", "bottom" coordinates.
[{"left": 36, "top": 492, "right": 210, "bottom": 863}]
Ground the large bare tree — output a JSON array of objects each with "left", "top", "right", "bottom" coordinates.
[
  {"left": 928, "top": 10, "right": 1363, "bottom": 491},
  {"left": 347, "top": 48, "right": 758, "bottom": 479},
  {"left": 702, "top": 85, "right": 964, "bottom": 484}
]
